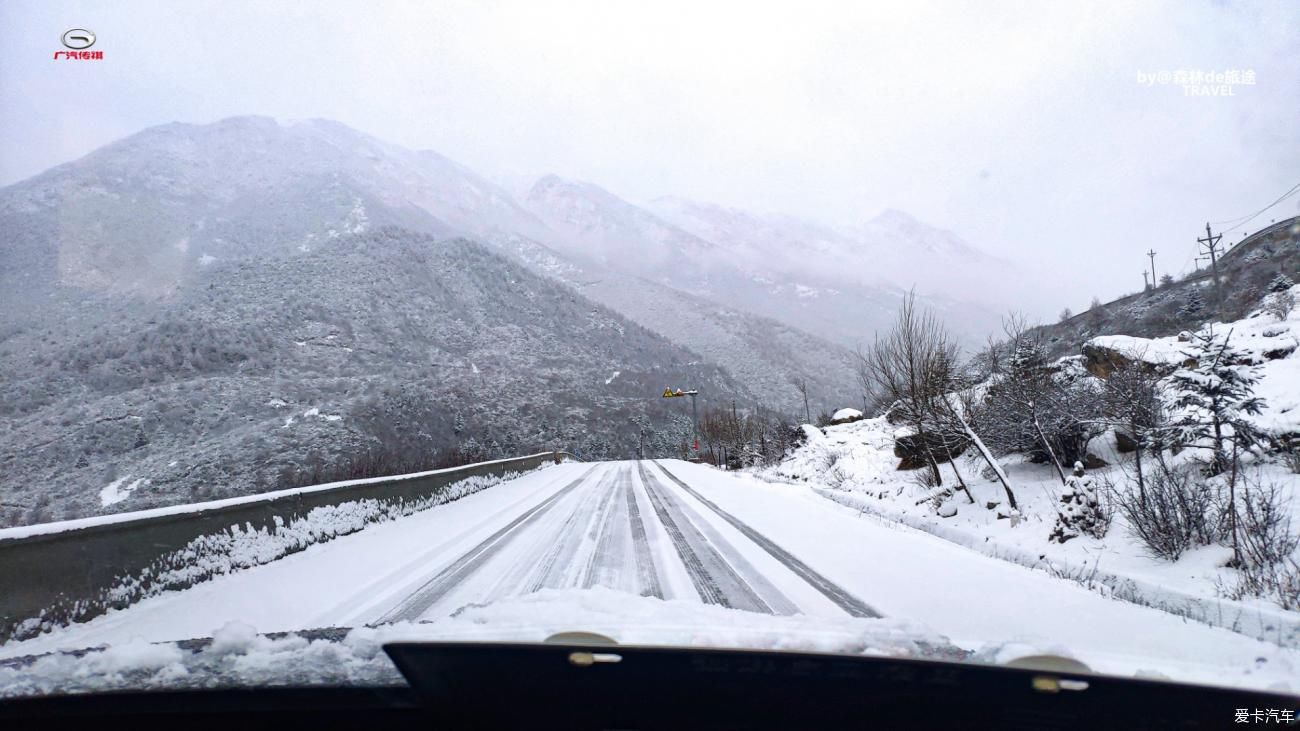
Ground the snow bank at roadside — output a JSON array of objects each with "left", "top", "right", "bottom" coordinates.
[
  {"left": 765, "top": 414, "right": 1300, "bottom": 646},
  {"left": 11, "top": 466, "right": 549, "bottom": 641},
  {"left": 0, "top": 453, "right": 558, "bottom": 541},
  {"left": 761, "top": 292, "right": 1300, "bottom": 646}
]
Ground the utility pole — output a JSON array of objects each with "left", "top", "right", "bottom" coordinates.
[
  {"left": 1197, "top": 222, "right": 1224, "bottom": 306},
  {"left": 1146, "top": 249, "right": 1157, "bottom": 286}
]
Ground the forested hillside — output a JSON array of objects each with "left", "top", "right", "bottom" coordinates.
[{"left": 0, "top": 228, "right": 747, "bottom": 526}]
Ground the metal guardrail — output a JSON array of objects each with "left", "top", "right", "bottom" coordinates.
[{"left": 0, "top": 451, "right": 576, "bottom": 644}]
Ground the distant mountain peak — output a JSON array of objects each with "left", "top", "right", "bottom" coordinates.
[
  {"left": 867, "top": 207, "right": 922, "bottom": 228},
  {"left": 522, "top": 174, "right": 714, "bottom": 270}
]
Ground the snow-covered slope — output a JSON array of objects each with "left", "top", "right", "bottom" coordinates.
[
  {"left": 651, "top": 196, "right": 1018, "bottom": 319},
  {"left": 0, "top": 116, "right": 553, "bottom": 299},
  {"left": 524, "top": 175, "right": 714, "bottom": 272},
  {"left": 526, "top": 179, "right": 1004, "bottom": 347},
  {"left": 762, "top": 290, "right": 1300, "bottom": 645}
]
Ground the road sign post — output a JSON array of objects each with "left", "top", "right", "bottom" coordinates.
[{"left": 662, "top": 387, "right": 700, "bottom": 452}]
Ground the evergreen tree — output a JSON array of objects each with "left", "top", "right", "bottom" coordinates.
[
  {"left": 1178, "top": 288, "right": 1205, "bottom": 318},
  {"left": 1049, "top": 462, "right": 1107, "bottom": 543},
  {"left": 1168, "top": 328, "right": 1266, "bottom": 476}
]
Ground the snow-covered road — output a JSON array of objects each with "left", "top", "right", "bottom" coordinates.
[
  {"left": 371, "top": 460, "right": 876, "bottom": 624},
  {"left": 3, "top": 459, "right": 1297, "bottom": 691}
]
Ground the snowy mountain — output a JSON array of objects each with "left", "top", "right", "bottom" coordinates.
[
  {"left": 0, "top": 116, "right": 554, "bottom": 301},
  {"left": 0, "top": 117, "right": 862, "bottom": 413},
  {"left": 0, "top": 228, "right": 749, "bottom": 526},
  {"left": 523, "top": 175, "right": 714, "bottom": 273},
  {"left": 650, "top": 196, "right": 1015, "bottom": 328},
  {"left": 524, "top": 179, "right": 1005, "bottom": 348},
  {"left": 0, "top": 117, "right": 877, "bottom": 525}
]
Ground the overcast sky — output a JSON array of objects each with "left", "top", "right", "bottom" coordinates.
[{"left": 2, "top": 0, "right": 1297, "bottom": 311}]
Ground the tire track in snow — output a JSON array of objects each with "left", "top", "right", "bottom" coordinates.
[
  {"left": 625, "top": 468, "right": 665, "bottom": 599},
  {"left": 652, "top": 461, "right": 882, "bottom": 619},
  {"left": 376, "top": 464, "right": 602, "bottom": 623},
  {"left": 654, "top": 482, "right": 800, "bottom": 617},
  {"left": 479, "top": 469, "right": 601, "bottom": 602},
  {"left": 532, "top": 467, "right": 615, "bottom": 591},
  {"left": 637, "top": 462, "right": 770, "bottom": 613},
  {"left": 583, "top": 466, "right": 632, "bottom": 591}
]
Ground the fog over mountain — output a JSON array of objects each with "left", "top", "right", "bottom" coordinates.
[
  {"left": 5, "top": 2, "right": 1295, "bottom": 310},
  {"left": 0, "top": 111, "right": 1273, "bottom": 525},
  {"left": 0, "top": 116, "right": 880, "bottom": 524}
]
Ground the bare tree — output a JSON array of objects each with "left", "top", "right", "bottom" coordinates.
[
  {"left": 794, "top": 377, "right": 811, "bottom": 425},
  {"left": 858, "top": 291, "right": 952, "bottom": 487},
  {"left": 1100, "top": 351, "right": 1166, "bottom": 503},
  {"left": 977, "top": 313, "right": 1103, "bottom": 485}
]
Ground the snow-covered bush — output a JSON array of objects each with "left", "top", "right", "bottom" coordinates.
[
  {"left": 1262, "top": 289, "right": 1295, "bottom": 322},
  {"left": 1268, "top": 273, "right": 1295, "bottom": 293},
  {"left": 1178, "top": 288, "right": 1205, "bottom": 319},
  {"left": 1219, "top": 477, "right": 1300, "bottom": 609},
  {"left": 975, "top": 338, "right": 1103, "bottom": 480},
  {"left": 1049, "top": 462, "right": 1108, "bottom": 543}
]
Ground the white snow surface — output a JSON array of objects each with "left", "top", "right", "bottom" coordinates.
[
  {"left": 1088, "top": 288, "right": 1300, "bottom": 435},
  {"left": 760, "top": 295, "right": 1300, "bottom": 658},
  {"left": 3, "top": 460, "right": 1296, "bottom": 695},
  {"left": 98, "top": 477, "right": 146, "bottom": 507},
  {"left": 832, "top": 408, "right": 862, "bottom": 421},
  {"left": 1088, "top": 334, "right": 1189, "bottom": 366},
  {"left": 0, "top": 589, "right": 942, "bottom": 698}
]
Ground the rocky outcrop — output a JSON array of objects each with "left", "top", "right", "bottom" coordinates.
[
  {"left": 893, "top": 431, "right": 969, "bottom": 470},
  {"left": 1081, "top": 338, "right": 1193, "bottom": 379}
]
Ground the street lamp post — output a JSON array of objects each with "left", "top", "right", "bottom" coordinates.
[{"left": 662, "top": 387, "right": 700, "bottom": 453}]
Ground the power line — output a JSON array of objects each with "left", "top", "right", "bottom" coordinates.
[
  {"left": 1208, "top": 181, "right": 1300, "bottom": 234},
  {"left": 1168, "top": 183, "right": 1300, "bottom": 278}
]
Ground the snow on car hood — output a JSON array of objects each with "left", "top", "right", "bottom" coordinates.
[{"left": 0, "top": 588, "right": 961, "bottom": 698}]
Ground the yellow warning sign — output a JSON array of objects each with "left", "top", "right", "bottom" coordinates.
[{"left": 662, "top": 388, "right": 675, "bottom": 398}]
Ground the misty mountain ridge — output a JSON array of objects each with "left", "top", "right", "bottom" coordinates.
[
  {"left": 0, "top": 115, "right": 864, "bottom": 408},
  {"left": 649, "top": 195, "right": 1015, "bottom": 312},
  {"left": 3, "top": 115, "right": 1009, "bottom": 344},
  {"left": 0, "top": 114, "right": 1018, "bottom": 524}
]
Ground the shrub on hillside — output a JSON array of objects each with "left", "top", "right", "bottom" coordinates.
[{"left": 1116, "top": 460, "right": 1217, "bottom": 561}]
